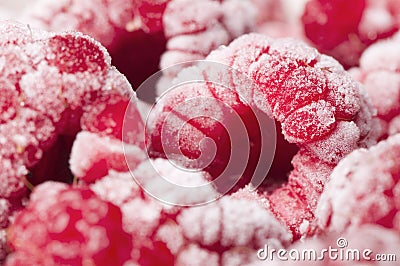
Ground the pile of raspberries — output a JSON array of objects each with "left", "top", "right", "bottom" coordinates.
[{"left": 0, "top": 0, "right": 399, "bottom": 265}]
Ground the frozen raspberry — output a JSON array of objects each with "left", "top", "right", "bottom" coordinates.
[
  {"left": 90, "top": 171, "right": 168, "bottom": 265},
  {"left": 0, "top": 21, "right": 133, "bottom": 223},
  {"left": 159, "top": 196, "right": 291, "bottom": 265},
  {"left": 350, "top": 33, "right": 400, "bottom": 139},
  {"left": 91, "top": 171, "right": 163, "bottom": 238},
  {"left": 23, "top": 0, "right": 166, "bottom": 89},
  {"left": 316, "top": 134, "right": 400, "bottom": 233},
  {"left": 69, "top": 131, "right": 146, "bottom": 183},
  {"left": 159, "top": 0, "right": 256, "bottom": 79},
  {"left": 6, "top": 182, "right": 133, "bottom": 266},
  {"left": 91, "top": 169, "right": 291, "bottom": 265},
  {"left": 302, "top": 0, "right": 400, "bottom": 68},
  {"left": 252, "top": 225, "right": 400, "bottom": 265},
  {"left": 175, "top": 33, "right": 375, "bottom": 239},
  {"left": 71, "top": 90, "right": 146, "bottom": 183}
]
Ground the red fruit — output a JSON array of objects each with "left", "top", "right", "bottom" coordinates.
[
  {"left": 302, "top": 0, "right": 366, "bottom": 50},
  {"left": 6, "top": 182, "right": 133, "bottom": 266},
  {"left": 350, "top": 34, "right": 400, "bottom": 139},
  {"left": 317, "top": 134, "right": 400, "bottom": 233},
  {"left": 82, "top": 92, "right": 144, "bottom": 145},
  {"left": 158, "top": 196, "right": 292, "bottom": 265},
  {"left": 0, "top": 21, "right": 133, "bottom": 232},
  {"left": 25, "top": 0, "right": 135, "bottom": 47},
  {"left": 91, "top": 169, "right": 290, "bottom": 265},
  {"left": 147, "top": 79, "right": 262, "bottom": 193},
  {"left": 302, "top": 0, "right": 400, "bottom": 68},
  {"left": 203, "top": 33, "right": 374, "bottom": 239},
  {"left": 159, "top": 0, "right": 256, "bottom": 80},
  {"left": 24, "top": 0, "right": 167, "bottom": 90},
  {"left": 70, "top": 131, "right": 146, "bottom": 183}
]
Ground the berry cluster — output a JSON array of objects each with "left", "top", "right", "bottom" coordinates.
[{"left": 1, "top": 0, "right": 400, "bottom": 265}]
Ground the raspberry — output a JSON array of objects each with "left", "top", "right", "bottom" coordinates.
[
  {"left": 70, "top": 90, "right": 146, "bottom": 183},
  {"left": 350, "top": 33, "right": 400, "bottom": 139},
  {"left": 23, "top": 0, "right": 167, "bottom": 89},
  {"left": 0, "top": 21, "right": 134, "bottom": 239},
  {"left": 159, "top": 0, "right": 256, "bottom": 80},
  {"left": 6, "top": 182, "right": 133, "bottom": 266},
  {"left": 316, "top": 135, "right": 400, "bottom": 232},
  {"left": 91, "top": 169, "right": 291, "bottom": 265},
  {"left": 25, "top": 0, "right": 135, "bottom": 47},
  {"left": 302, "top": 0, "right": 400, "bottom": 68},
  {"left": 203, "top": 33, "right": 374, "bottom": 238},
  {"left": 317, "top": 134, "right": 400, "bottom": 233},
  {"left": 159, "top": 196, "right": 292, "bottom": 265}
]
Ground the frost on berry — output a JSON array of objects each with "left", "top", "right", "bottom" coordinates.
[
  {"left": 147, "top": 75, "right": 263, "bottom": 193},
  {"left": 82, "top": 92, "right": 144, "bottom": 146},
  {"left": 133, "top": 158, "right": 219, "bottom": 205},
  {"left": 198, "top": 33, "right": 376, "bottom": 239},
  {"left": 0, "top": 21, "right": 134, "bottom": 218},
  {"left": 24, "top": 0, "right": 134, "bottom": 47},
  {"left": 159, "top": 0, "right": 256, "bottom": 80},
  {"left": 90, "top": 171, "right": 163, "bottom": 246},
  {"left": 351, "top": 34, "right": 400, "bottom": 139},
  {"left": 23, "top": 0, "right": 167, "bottom": 89},
  {"left": 70, "top": 131, "right": 146, "bottom": 183},
  {"left": 316, "top": 134, "right": 400, "bottom": 233},
  {"left": 91, "top": 169, "right": 291, "bottom": 265},
  {"left": 152, "top": 196, "right": 292, "bottom": 265},
  {"left": 7, "top": 182, "right": 133, "bottom": 266}
]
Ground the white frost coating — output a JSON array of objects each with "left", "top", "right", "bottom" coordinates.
[
  {"left": 360, "top": 37, "right": 400, "bottom": 72},
  {"left": 70, "top": 131, "right": 146, "bottom": 179},
  {"left": 177, "top": 196, "right": 292, "bottom": 249},
  {"left": 133, "top": 158, "right": 219, "bottom": 205},
  {"left": 307, "top": 121, "right": 360, "bottom": 164},
  {"left": 176, "top": 244, "right": 219, "bottom": 266},
  {"left": 316, "top": 134, "right": 400, "bottom": 232}
]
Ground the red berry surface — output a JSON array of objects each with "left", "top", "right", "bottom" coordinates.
[
  {"left": 92, "top": 169, "right": 291, "bottom": 265},
  {"left": 147, "top": 79, "right": 263, "bottom": 193},
  {"left": 150, "top": 33, "right": 375, "bottom": 239},
  {"left": 159, "top": 0, "right": 256, "bottom": 80},
  {"left": 302, "top": 0, "right": 400, "bottom": 68},
  {"left": 0, "top": 21, "right": 134, "bottom": 261},
  {"left": 24, "top": 0, "right": 167, "bottom": 89},
  {"left": 6, "top": 182, "right": 133, "bottom": 266},
  {"left": 317, "top": 134, "right": 400, "bottom": 233},
  {"left": 350, "top": 33, "right": 400, "bottom": 139}
]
